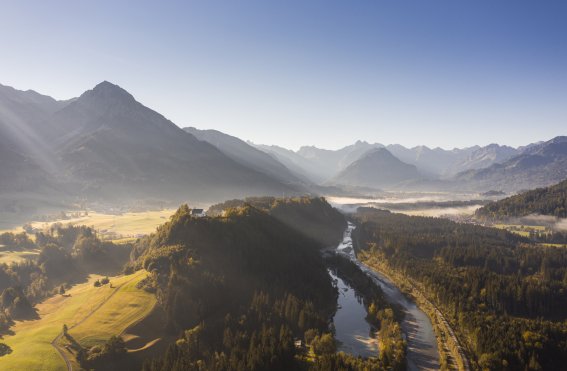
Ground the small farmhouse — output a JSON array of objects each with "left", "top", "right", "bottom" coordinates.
[{"left": 191, "top": 208, "right": 205, "bottom": 217}]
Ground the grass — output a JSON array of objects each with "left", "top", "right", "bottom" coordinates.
[
  {"left": 0, "top": 270, "right": 154, "bottom": 371},
  {"left": 69, "top": 274, "right": 156, "bottom": 348},
  {"left": 0, "top": 209, "right": 176, "bottom": 243},
  {"left": 538, "top": 243, "right": 567, "bottom": 248},
  {"left": 493, "top": 224, "right": 549, "bottom": 237},
  {"left": 0, "top": 249, "right": 40, "bottom": 265}
]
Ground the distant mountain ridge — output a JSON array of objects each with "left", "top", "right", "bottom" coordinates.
[
  {"left": 183, "top": 127, "right": 310, "bottom": 186},
  {"left": 386, "top": 144, "right": 478, "bottom": 176},
  {"left": 254, "top": 137, "right": 565, "bottom": 192},
  {"left": 328, "top": 147, "right": 420, "bottom": 189},
  {"left": 252, "top": 143, "right": 331, "bottom": 183},
  {"left": 449, "top": 144, "right": 519, "bottom": 175},
  {"left": 455, "top": 136, "right": 567, "bottom": 192},
  {"left": 1, "top": 80, "right": 565, "bottom": 215}
]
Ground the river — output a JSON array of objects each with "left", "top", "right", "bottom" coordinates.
[
  {"left": 332, "top": 222, "right": 440, "bottom": 371},
  {"left": 330, "top": 270, "right": 379, "bottom": 358}
]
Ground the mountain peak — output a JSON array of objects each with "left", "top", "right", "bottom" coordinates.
[
  {"left": 363, "top": 147, "right": 394, "bottom": 159},
  {"left": 79, "top": 81, "right": 135, "bottom": 105}
]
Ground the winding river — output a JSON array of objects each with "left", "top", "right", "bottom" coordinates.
[{"left": 333, "top": 222, "right": 440, "bottom": 371}]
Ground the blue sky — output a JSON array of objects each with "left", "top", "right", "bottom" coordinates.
[{"left": 0, "top": 0, "right": 565, "bottom": 150}]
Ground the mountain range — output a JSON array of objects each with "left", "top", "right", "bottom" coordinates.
[
  {"left": 455, "top": 136, "right": 567, "bottom": 192},
  {"left": 0, "top": 80, "right": 565, "bottom": 219},
  {"left": 0, "top": 82, "right": 302, "bottom": 218},
  {"left": 253, "top": 139, "right": 566, "bottom": 192}
]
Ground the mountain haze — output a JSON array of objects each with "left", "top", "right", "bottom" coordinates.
[
  {"left": 0, "top": 82, "right": 303, "bottom": 213},
  {"left": 1, "top": 80, "right": 565, "bottom": 212},
  {"left": 328, "top": 147, "right": 420, "bottom": 189},
  {"left": 252, "top": 144, "right": 330, "bottom": 183},
  {"left": 455, "top": 136, "right": 567, "bottom": 192},
  {"left": 183, "top": 127, "right": 309, "bottom": 186}
]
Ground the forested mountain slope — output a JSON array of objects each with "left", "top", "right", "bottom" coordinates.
[{"left": 476, "top": 178, "right": 567, "bottom": 220}]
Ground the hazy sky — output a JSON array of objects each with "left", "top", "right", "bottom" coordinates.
[{"left": 1, "top": 1, "right": 565, "bottom": 150}]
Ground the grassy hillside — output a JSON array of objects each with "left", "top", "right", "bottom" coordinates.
[
  {"left": 476, "top": 178, "right": 567, "bottom": 220},
  {"left": 69, "top": 273, "right": 156, "bottom": 348},
  {"left": 0, "top": 270, "right": 153, "bottom": 370}
]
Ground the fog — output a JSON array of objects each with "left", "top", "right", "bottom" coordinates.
[{"left": 327, "top": 193, "right": 485, "bottom": 217}]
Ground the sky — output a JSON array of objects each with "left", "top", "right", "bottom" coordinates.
[{"left": 0, "top": 0, "right": 565, "bottom": 150}]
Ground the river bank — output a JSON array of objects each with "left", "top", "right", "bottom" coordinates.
[{"left": 331, "top": 222, "right": 440, "bottom": 371}]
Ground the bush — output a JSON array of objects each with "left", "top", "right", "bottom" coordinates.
[{"left": 0, "top": 343, "right": 12, "bottom": 357}]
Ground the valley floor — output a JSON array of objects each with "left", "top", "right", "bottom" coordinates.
[{"left": 0, "top": 270, "right": 155, "bottom": 371}]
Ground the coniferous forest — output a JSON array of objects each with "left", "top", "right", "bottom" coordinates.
[
  {"left": 476, "top": 179, "right": 567, "bottom": 220},
  {"left": 133, "top": 198, "right": 406, "bottom": 371},
  {"left": 354, "top": 207, "right": 567, "bottom": 370}
]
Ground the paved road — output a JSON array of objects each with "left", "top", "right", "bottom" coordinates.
[{"left": 51, "top": 331, "right": 72, "bottom": 371}]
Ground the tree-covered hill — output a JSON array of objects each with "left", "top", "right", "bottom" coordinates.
[
  {"left": 131, "top": 199, "right": 405, "bottom": 370},
  {"left": 206, "top": 196, "right": 347, "bottom": 247},
  {"left": 476, "top": 178, "right": 567, "bottom": 220},
  {"left": 131, "top": 199, "right": 342, "bottom": 370}
]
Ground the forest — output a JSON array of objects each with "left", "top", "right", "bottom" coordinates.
[
  {"left": 134, "top": 198, "right": 406, "bottom": 370},
  {"left": 476, "top": 179, "right": 567, "bottom": 220},
  {"left": 354, "top": 207, "right": 567, "bottom": 370}
]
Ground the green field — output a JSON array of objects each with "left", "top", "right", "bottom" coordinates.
[
  {"left": 1, "top": 209, "right": 176, "bottom": 243},
  {"left": 69, "top": 274, "right": 156, "bottom": 348},
  {"left": 0, "top": 270, "right": 154, "bottom": 371},
  {"left": 539, "top": 243, "right": 567, "bottom": 248},
  {"left": 494, "top": 223, "right": 549, "bottom": 237}
]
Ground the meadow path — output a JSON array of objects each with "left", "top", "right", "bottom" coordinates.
[{"left": 50, "top": 276, "right": 137, "bottom": 371}]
